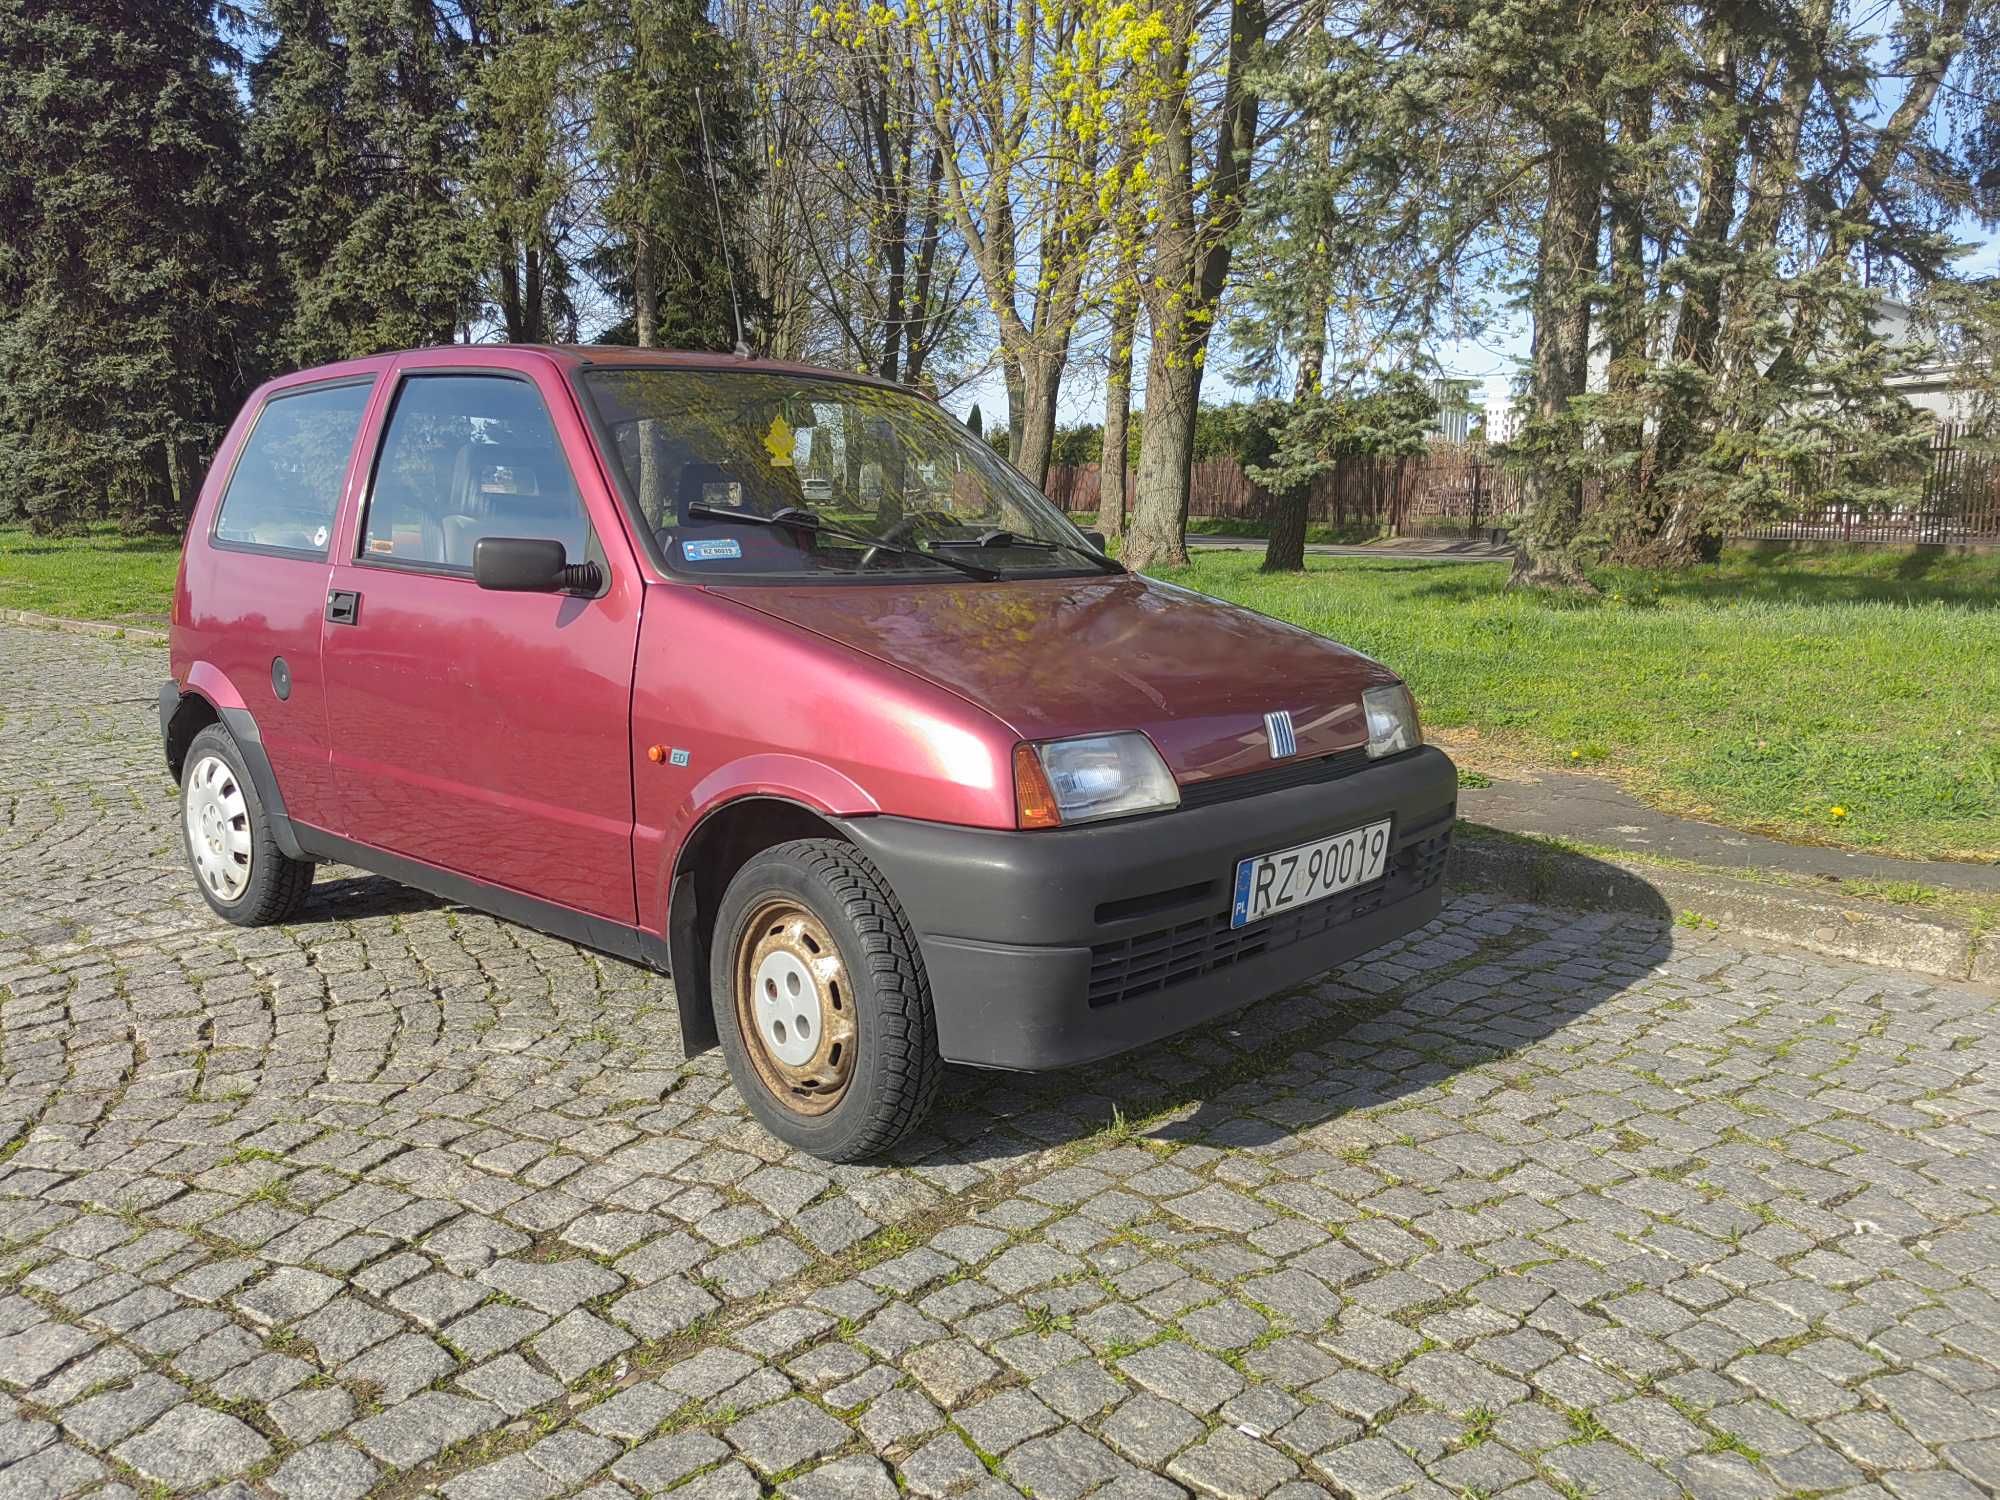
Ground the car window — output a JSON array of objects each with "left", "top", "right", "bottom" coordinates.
[
  {"left": 581, "top": 369, "right": 1096, "bottom": 580},
  {"left": 362, "top": 374, "right": 592, "bottom": 571},
  {"left": 213, "top": 381, "right": 373, "bottom": 556}
]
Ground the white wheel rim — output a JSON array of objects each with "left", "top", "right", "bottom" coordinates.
[
  {"left": 184, "top": 753, "right": 252, "bottom": 903},
  {"left": 754, "top": 948, "right": 823, "bottom": 1067}
]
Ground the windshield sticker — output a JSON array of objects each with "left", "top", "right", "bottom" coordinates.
[
  {"left": 762, "top": 413, "right": 795, "bottom": 467},
  {"left": 683, "top": 537, "right": 743, "bottom": 562}
]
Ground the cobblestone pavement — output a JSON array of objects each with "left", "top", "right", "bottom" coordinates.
[{"left": 1, "top": 619, "right": 1996, "bottom": 1500}]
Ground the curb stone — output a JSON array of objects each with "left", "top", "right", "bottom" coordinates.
[
  {"left": 0, "top": 607, "right": 168, "bottom": 643},
  {"left": 1450, "top": 824, "right": 1994, "bottom": 983}
]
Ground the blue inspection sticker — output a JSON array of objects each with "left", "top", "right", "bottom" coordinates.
[{"left": 682, "top": 537, "right": 742, "bottom": 562}]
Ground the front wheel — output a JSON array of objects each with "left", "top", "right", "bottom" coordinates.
[
  {"left": 179, "top": 723, "right": 314, "bottom": 926},
  {"left": 711, "top": 839, "right": 942, "bottom": 1161}
]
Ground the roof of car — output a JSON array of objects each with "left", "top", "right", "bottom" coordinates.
[
  {"left": 422, "top": 344, "right": 920, "bottom": 392},
  {"left": 261, "top": 345, "right": 934, "bottom": 404}
]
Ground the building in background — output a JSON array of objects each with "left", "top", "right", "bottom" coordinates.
[
  {"left": 1426, "top": 377, "right": 1478, "bottom": 444},
  {"left": 1481, "top": 386, "right": 1523, "bottom": 445}
]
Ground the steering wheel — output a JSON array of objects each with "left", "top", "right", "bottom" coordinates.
[{"left": 858, "top": 509, "right": 956, "bottom": 571}]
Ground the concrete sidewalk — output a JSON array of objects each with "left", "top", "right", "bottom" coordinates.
[{"left": 1454, "top": 762, "right": 2000, "bottom": 897}]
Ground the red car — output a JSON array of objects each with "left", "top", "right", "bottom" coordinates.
[{"left": 161, "top": 346, "right": 1455, "bottom": 1159}]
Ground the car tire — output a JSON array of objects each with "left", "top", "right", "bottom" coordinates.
[
  {"left": 179, "top": 722, "right": 314, "bottom": 927},
  {"left": 710, "top": 838, "right": 942, "bottom": 1161}
]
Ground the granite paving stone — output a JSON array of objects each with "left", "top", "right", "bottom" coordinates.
[{"left": 0, "top": 621, "right": 1994, "bottom": 1499}]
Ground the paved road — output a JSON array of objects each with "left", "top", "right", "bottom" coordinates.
[{"left": 0, "top": 621, "right": 1995, "bottom": 1500}]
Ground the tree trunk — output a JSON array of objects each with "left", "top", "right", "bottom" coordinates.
[
  {"left": 1000, "top": 349, "right": 1025, "bottom": 462},
  {"left": 1510, "top": 113, "right": 1603, "bottom": 592},
  {"left": 1603, "top": 82, "right": 1650, "bottom": 509},
  {"left": 1262, "top": 316, "right": 1323, "bottom": 570},
  {"left": 634, "top": 230, "right": 667, "bottom": 521},
  {"left": 1098, "top": 286, "right": 1138, "bottom": 543},
  {"left": 1264, "top": 0, "right": 1329, "bottom": 575},
  {"left": 1011, "top": 351, "right": 1064, "bottom": 490},
  {"left": 1126, "top": 329, "right": 1200, "bottom": 570},
  {"left": 1650, "top": 33, "right": 1737, "bottom": 511},
  {"left": 1121, "top": 0, "right": 1266, "bottom": 574}
]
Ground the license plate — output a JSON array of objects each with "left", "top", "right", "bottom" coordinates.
[{"left": 1231, "top": 819, "right": 1392, "bottom": 929}]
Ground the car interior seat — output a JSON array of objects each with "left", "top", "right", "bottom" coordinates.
[
  {"left": 366, "top": 471, "right": 447, "bottom": 562},
  {"left": 444, "top": 442, "right": 589, "bottom": 567}
]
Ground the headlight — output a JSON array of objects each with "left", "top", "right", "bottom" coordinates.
[
  {"left": 1014, "top": 733, "right": 1180, "bottom": 827},
  {"left": 1363, "top": 684, "right": 1421, "bottom": 759}
]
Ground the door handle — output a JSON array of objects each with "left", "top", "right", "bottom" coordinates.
[{"left": 325, "top": 589, "right": 360, "bottom": 626}]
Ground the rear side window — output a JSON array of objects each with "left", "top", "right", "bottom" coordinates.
[
  {"left": 360, "top": 374, "right": 591, "bottom": 571},
  {"left": 213, "top": 381, "right": 373, "bottom": 556}
]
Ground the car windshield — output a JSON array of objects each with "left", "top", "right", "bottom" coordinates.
[{"left": 580, "top": 368, "right": 1103, "bottom": 580}]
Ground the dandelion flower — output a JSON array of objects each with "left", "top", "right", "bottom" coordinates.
[{"left": 1830, "top": 805, "right": 1848, "bottom": 820}]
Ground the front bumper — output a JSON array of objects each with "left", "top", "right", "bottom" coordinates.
[{"left": 836, "top": 745, "right": 1457, "bottom": 1069}]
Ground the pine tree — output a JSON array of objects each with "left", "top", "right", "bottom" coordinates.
[
  {"left": 469, "top": 0, "right": 589, "bottom": 344},
  {"left": 247, "top": 0, "right": 482, "bottom": 365},
  {"left": 0, "top": 0, "right": 266, "bottom": 532},
  {"left": 585, "top": 0, "right": 760, "bottom": 351}
]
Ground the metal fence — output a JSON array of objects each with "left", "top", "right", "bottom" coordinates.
[
  {"left": 1046, "top": 425, "right": 2000, "bottom": 545},
  {"left": 1735, "top": 423, "right": 2000, "bottom": 545},
  {"left": 1046, "top": 447, "right": 1519, "bottom": 533}
]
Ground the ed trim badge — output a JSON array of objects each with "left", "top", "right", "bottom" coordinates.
[{"left": 683, "top": 537, "right": 742, "bottom": 561}]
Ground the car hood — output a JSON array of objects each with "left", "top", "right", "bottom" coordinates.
[{"left": 710, "top": 572, "right": 1399, "bottom": 785}]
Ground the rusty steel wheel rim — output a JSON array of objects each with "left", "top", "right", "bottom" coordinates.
[{"left": 733, "top": 898, "right": 857, "bottom": 1116}]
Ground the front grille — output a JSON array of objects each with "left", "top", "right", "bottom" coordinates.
[
  {"left": 1085, "top": 824, "right": 1452, "bottom": 1008},
  {"left": 1176, "top": 747, "right": 1376, "bottom": 809}
]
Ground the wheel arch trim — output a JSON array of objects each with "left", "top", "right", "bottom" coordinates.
[
  {"left": 663, "top": 791, "right": 856, "bottom": 1061},
  {"left": 163, "top": 671, "right": 310, "bottom": 864}
]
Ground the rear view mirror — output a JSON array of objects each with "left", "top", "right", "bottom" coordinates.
[
  {"left": 473, "top": 536, "right": 600, "bottom": 593},
  {"left": 1080, "top": 529, "right": 1108, "bottom": 554}
]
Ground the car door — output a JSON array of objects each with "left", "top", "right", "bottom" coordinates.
[
  {"left": 183, "top": 369, "right": 385, "bottom": 832},
  {"left": 319, "top": 359, "right": 643, "bottom": 923}
]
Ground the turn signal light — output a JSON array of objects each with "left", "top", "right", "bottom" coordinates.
[{"left": 1013, "top": 742, "right": 1063, "bottom": 828}]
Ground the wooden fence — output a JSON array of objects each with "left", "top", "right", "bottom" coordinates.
[{"left": 1047, "top": 426, "right": 2000, "bottom": 545}]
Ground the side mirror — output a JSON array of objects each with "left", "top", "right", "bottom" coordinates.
[
  {"left": 473, "top": 536, "right": 599, "bottom": 593},
  {"left": 1080, "top": 529, "right": 1108, "bottom": 554}
]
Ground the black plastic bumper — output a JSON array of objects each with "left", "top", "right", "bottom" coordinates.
[{"left": 836, "top": 745, "right": 1457, "bottom": 1070}]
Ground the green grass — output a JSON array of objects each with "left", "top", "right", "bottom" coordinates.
[
  {"left": 0, "top": 524, "right": 178, "bottom": 621},
  {"left": 1161, "top": 546, "right": 2000, "bottom": 860}
]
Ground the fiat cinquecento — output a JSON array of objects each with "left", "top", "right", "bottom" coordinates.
[{"left": 162, "top": 346, "right": 1456, "bottom": 1159}]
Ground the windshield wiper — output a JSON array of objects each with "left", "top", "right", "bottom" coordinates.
[
  {"left": 934, "top": 529, "right": 1124, "bottom": 575},
  {"left": 684, "top": 502, "right": 1001, "bottom": 581}
]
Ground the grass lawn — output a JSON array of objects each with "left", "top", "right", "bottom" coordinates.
[
  {"left": 0, "top": 524, "right": 179, "bottom": 621},
  {"left": 1165, "top": 546, "right": 2000, "bottom": 862}
]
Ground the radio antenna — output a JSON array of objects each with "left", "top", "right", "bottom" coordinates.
[{"left": 695, "top": 86, "right": 751, "bottom": 359}]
